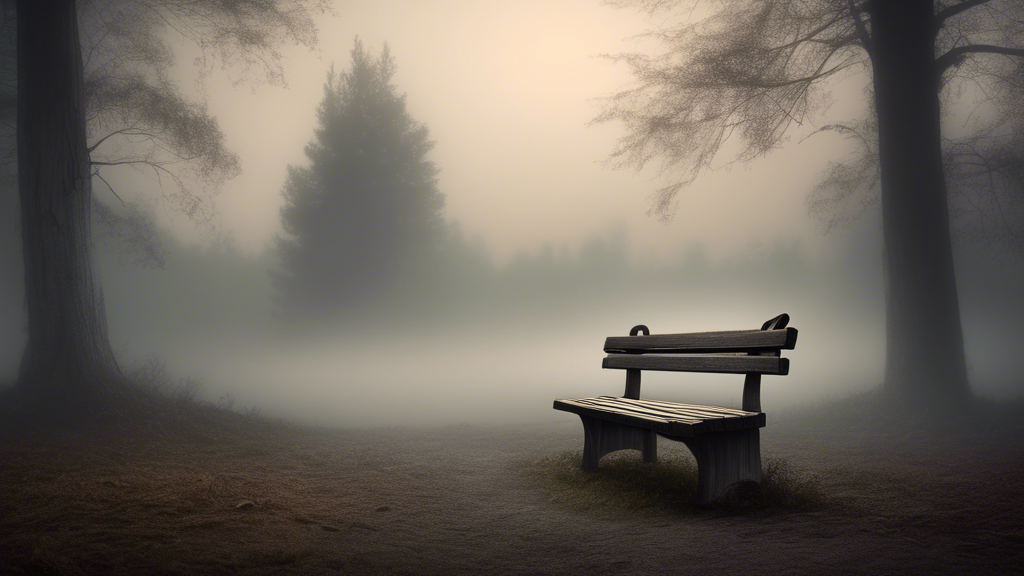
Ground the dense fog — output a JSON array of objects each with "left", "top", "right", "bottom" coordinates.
[
  {"left": 1, "top": 0, "right": 1022, "bottom": 428},
  {"left": 3, "top": 194, "right": 1021, "bottom": 427}
]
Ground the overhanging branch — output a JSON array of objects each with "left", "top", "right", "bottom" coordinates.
[
  {"left": 92, "top": 169, "right": 127, "bottom": 207},
  {"left": 87, "top": 130, "right": 127, "bottom": 153},
  {"left": 935, "top": 44, "right": 1024, "bottom": 77},
  {"left": 935, "top": 0, "right": 994, "bottom": 29}
]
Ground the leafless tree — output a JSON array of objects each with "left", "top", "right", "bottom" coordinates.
[
  {"left": 10, "top": 0, "right": 329, "bottom": 415},
  {"left": 596, "top": 0, "right": 1024, "bottom": 404}
]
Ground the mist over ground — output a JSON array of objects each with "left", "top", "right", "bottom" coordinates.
[{"left": 2, "top": 188, "right": 1021, "bottom": 427}]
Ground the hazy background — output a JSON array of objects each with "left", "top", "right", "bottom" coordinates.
[{"left": 1, "top": 0, "right": 1022, "bottom": 427}]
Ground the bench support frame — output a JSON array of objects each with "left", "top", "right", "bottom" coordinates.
[
  {"left": 675, "top": 429, "right": 762, "bottom": 503},
  {"left": 579, "top": 416, "right": 657, "bottom": 469},
  {"left": 578, "top": 416, "right": 762, "bottom": 503}
]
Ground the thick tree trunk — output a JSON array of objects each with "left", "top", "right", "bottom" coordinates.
[
  {"left": 16, "top": 0, "right": 121, "bottom": 406},
  {"left": 869, "top": 0, "right": 969, "bottom": 402}
]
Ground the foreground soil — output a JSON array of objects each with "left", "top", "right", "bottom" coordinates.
[{"left": 1, "top": 402, "right": 1022, "bottom": 575}]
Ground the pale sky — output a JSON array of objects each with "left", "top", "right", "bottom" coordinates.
[{"left": 152, "top": 0, "right": 871, "bottom": 265}]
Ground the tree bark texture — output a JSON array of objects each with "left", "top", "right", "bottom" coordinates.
[
  {"left": 16, "top": 0, "right": 121, "bottom": 403},
  {"left": 869, "top": 0, "right": 969, "bottom": 401}
]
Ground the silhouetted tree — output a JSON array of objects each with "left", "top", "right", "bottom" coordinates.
[
  {"left": 596, "top": 0, "right": 1024, "bottom": 404},
  {"left": 9, "top": 0, "right": 327, "bottom": 414},
  {"left": 15, "top": 0, "right": 120, "bottom": 408},
  {"left": 274, "top": 39, "right": 445, "bottom": 313}
]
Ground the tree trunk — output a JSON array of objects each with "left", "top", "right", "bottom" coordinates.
[
  {"left": 869, "top": 0, "right": 969, "bottom": 402},
  {"left": 16, "top": 0, "right": 121, "bottom": 407}
]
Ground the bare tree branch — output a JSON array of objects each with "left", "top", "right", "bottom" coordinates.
[
  {"left": 86, "top": 125, "right": 136, "bottom": 153},
  {"left": 935, "top": 0, "right": 995, "bottom": 29},
  {"left": 92, "top": 169, "right": 127, "bottom": 207},
  {"left": 936, "top": 43, "right": 1024, "bottom": 77},
  {"left": 594, "top": 0, "right": 865, "bottom": 217},
  {"left": 600, "top": 0, "right": 1024, "bottom": 252}
]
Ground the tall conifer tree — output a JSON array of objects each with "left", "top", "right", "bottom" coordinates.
[{"left": 275, "top": 39, "right": 444, "bottom": 312}]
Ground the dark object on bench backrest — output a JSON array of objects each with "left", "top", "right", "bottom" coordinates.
[{"left": 601, "top": 313, "right": 798, "bottom": 412}]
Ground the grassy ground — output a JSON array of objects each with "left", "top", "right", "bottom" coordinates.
[
  {"left": 523, "top": 450, "right": 826, "bottom": 514},
  {"left": 0, "top": 379, "right": 1021, "bottom": 575}
]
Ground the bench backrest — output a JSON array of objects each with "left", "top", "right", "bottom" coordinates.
[{"left": 602, "top": 314, "right": 797, "bottom": 413}]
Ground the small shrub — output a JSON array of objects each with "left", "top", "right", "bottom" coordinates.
[
  {"left": 172, "top": 377, "right": 202, "bottom": 408},
  {"left": 127, "top": 356, "right": 206, "bottom": 411},
  {"left": 217, "top": 392, "right": 236, "bottom": 411},
  {"left": 127, "top": 356, "right": 174, "bottom": 395}
]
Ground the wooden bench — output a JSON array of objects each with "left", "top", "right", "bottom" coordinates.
[{"left": 553, "top": 313, "right": 798, "bottom": 503}]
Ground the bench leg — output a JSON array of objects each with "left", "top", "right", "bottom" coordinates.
[
  {"left": 579, "top": 416, "right": 657, "bottom": 469},
  {"left": 680, "top": 429, "right": 762, "bottom": 504}
]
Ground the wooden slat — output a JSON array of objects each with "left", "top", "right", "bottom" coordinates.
[
  {"left": 553, "top": 397, "right": 765, "bottom": 437},
  {"left": 555, "top": 398, "right": 696, "bottom": 435},
  {"left": 604, "top": 327, "right": 797, "bottom": 354},
  {"left": 610, "top": 397, "right": 749, "bottom": 419},
  {"left": 625, "top": 396, "right": 752, "bottom": 417},
  {"left": 581, "top": 400, "right": 740, "bottom": 433},
  {"left": 559, "top": 397, "right": 763, "bottom": 423},
  {"left": 603, "top": 398, "right": 753, "bottom": 432},
  {"left": 592, "top": 397, "right": 732, "bottom": 421},
  {"left": 602, "top": 354, "right": 789, "bottom": 375},
  {"left": 575, "top": 397, "right": 707, "bottom": 424}
]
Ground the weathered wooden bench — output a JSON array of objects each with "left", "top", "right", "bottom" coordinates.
[{"left": 553, "top": 313, "right": 797, "bottom": 503}]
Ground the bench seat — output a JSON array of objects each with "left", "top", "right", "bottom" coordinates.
[{"left": 553, "top": 396, "right": 765, "bottom": 438}]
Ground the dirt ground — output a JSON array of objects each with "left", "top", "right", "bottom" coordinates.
[{"left": 1, "top": 402, "right": 1023, "bottom": 575}]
